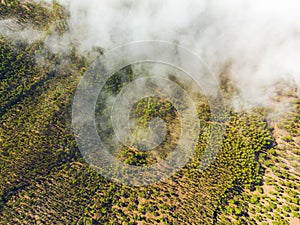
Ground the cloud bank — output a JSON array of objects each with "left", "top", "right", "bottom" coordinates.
[{"left": 3, "top": 0, "right": 300, "bottom": 111}]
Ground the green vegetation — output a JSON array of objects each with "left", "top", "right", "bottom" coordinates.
[
  {"left": 0, "top": 0, "right": 68, "bottom": 32},
  {"left": 0, "top": 1, "right": 299, "bottom": 225}
]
